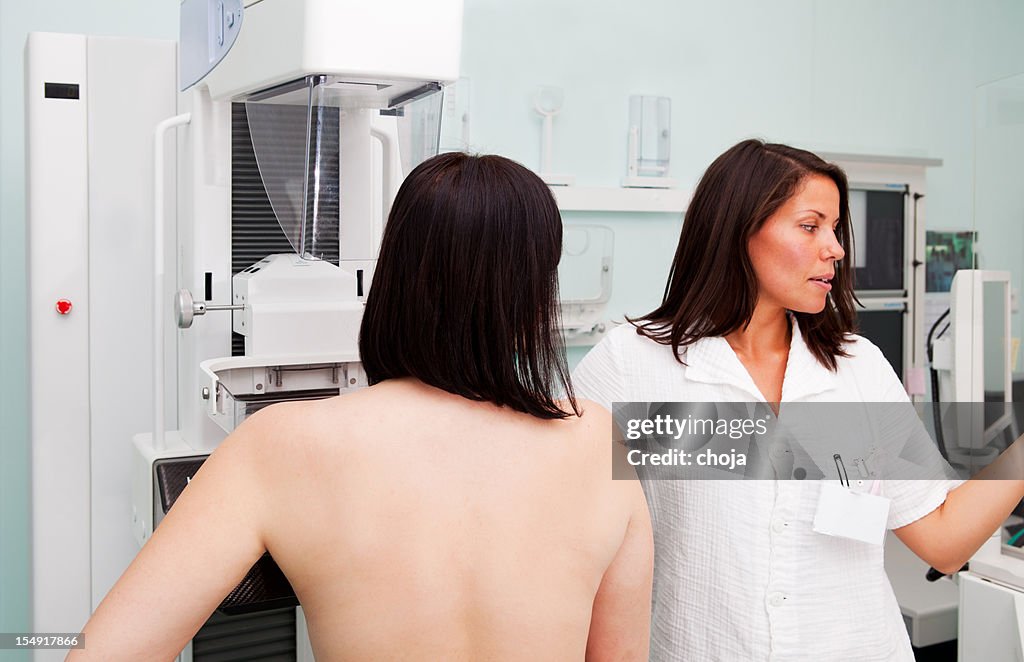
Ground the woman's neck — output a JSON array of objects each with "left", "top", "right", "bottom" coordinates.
[
  {"left": 725, "top": 305, "right": 791, "bottom": 358},
  {"left": 724, "top": 305, "right": 792, "bottom": 408}
]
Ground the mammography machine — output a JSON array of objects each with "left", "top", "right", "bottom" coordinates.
[{"left": 27, "top": 0, "right": 462, "bottom": 658}]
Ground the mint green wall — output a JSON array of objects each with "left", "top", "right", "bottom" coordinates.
[{"left": 1, "top": 0, "right": 1022, "bottom": 649}]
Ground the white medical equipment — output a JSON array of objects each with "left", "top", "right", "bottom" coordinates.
[
  {"left": 558, "top": 225, "right": 614, "bottom": 344},
  {"left": 932, "top": 269, "right": 1015, "bottom": 462},
  {"left": 622, "top": 95, "right": 675, "bottom": 189},
  {"left": 533, "top": 85, "right": 575, "bottom": 186},
  {"left": 26, "top": 0, "right": 463, "bottom": 659}
]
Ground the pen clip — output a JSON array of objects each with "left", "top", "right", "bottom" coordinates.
[{"left": 833, "top": 453, "right": 850, "bottom": 488}]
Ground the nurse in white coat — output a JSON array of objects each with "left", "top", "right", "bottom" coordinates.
[{"left": 573, "top": 139, "right": 1024, "bottom": 660}]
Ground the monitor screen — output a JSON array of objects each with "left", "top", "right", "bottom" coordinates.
[
  {"left": 856, "top": 308, "right": 904, "bottom": 381},
  {"left": 850, "top": 188, "right": 905, "bottom": 292}
]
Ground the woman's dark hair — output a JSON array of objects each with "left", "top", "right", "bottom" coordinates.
[
  {"left": 632, "top": 139, "right": 857, "bottom": 371},
  {"left": 359, "top": 152, "right": 579, "bottom": 419}
]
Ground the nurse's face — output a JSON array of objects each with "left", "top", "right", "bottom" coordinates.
[{"left": 747, "top": 174, "right": 845, "bottom": 315}]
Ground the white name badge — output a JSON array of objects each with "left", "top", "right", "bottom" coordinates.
[{"left": 812, "top": 483, "right": 891, "bottom": 546}]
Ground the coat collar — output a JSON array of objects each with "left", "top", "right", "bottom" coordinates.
[{"left": 682, "top": 315, "right": 839, "bottom": 402}]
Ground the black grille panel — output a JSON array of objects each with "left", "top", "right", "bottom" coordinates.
[
  {"left": 230, "top": 102, "right": 340, "bottom": 355},
  {"left": 192, "top": 608, "right": 297, "bottom": 661}
]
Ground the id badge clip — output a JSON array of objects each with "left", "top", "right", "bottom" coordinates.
[{"left": 812, "top": 454, "right": 890, "bottom": 546}]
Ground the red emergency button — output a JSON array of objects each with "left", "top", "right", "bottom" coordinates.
[{"left": 55, "top": 299, "right": 73, "bottom": 315}]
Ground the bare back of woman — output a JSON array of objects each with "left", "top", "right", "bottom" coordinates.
[{"left": 264, "top": 380, "right": 649, "bottom": 660}]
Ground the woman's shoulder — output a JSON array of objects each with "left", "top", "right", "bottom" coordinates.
[
  {"left": 590, "top": 321, "right": 635, "bottom": 351},
  {"left": 837, "top": 332, "right": 888, "bottom": 365},
  {"left": 232, "top": 392, "right": 377, "bottom": 459},
  {"left": 592, "top": 321, "right": 677, "bottom": 359},
  {"left": 561, "top": 399, "right": 639, "bottom": 480},
  {"left": 573, "top": 397, "right": 612, "bottom": 426},
  {"left": 834, "top": 332, "right": 908, "bottom": 399}
]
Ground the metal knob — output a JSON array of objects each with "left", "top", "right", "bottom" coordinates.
[{"left": 174, "top": 289, "right": 244, "bottom": 329}]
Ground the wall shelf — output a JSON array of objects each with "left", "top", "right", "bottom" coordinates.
[{"left": 550, "top": 186, "right": 689, "bottom": 213}]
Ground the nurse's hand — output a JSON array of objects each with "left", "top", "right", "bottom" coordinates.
[{"left": 895, "top": 434, "right": 1024, "bottom": 574}]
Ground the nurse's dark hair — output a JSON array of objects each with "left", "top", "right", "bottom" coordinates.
[
  {"left": 359, "top": 152, "right": 580, "bottom": 419},
  {"left": 631, "top": 139, "right": 856, "bottom": 371}
]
